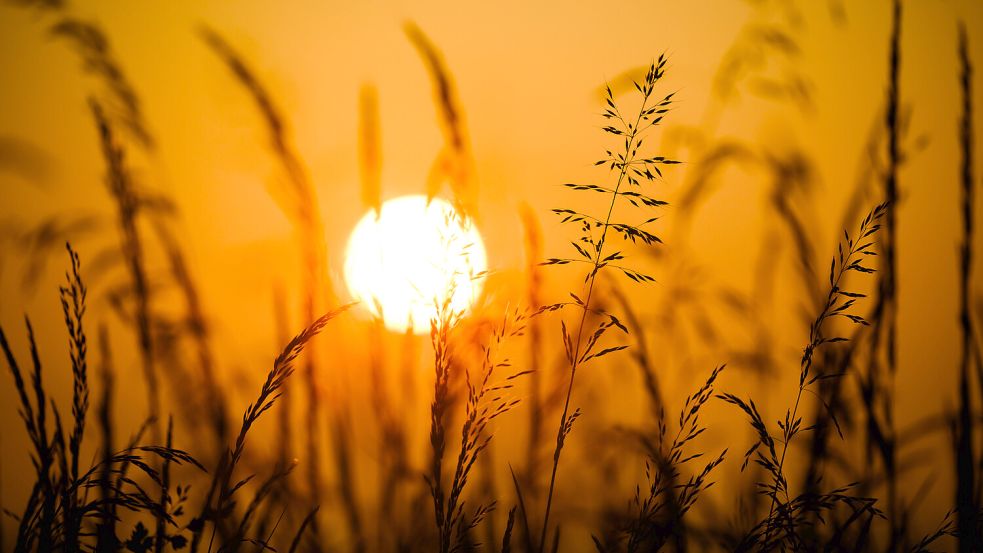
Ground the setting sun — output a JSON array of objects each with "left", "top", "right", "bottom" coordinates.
[{"left": 343, "top": 195, "right": 487, "bottom": 333}]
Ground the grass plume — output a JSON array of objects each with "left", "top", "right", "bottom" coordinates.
[
  {"left": 720, "top": 202, "right": 888, "bottom": 549},
  {"left": 428, "top": 300, "right": 529, "bottom": 553},
  {"left": 191, "top": 303, "right": 353, "bottom": 552},
  {"left": 90, "top": 99, "right": 160, "bottom": 439},
  {"left": 538, "top": 56, "right": 677, "bottom": 551}
]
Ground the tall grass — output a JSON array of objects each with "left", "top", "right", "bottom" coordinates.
[
  {"left": 2, "top": 242, "right": 350, "bottom": 552},
  {"left": 200, "top": 28, "right": 336, "bottom": 543},
  {"left": 11, "top": 0, "right": 232, "bottom": 459},
  {"left": 2, "top": 244, "right": 205, "bottom": 553},
  {"left": 2, "top": 7, "right": 982, "bottom": 553},
  {"left": 90, "top": 99, "right": 160, "bottom": 439},
  {"left": 190, "top": 303, "right": 353, "bottom": 552},
  {"left": 955, "top": 20, "right": 979, "bottom": 553},
  {"left": 538, "top": 56, "right": 676, "bottom": 551},
  {"left": 720, "top": 203, "right": 888, "bottom": 550},
  {"left": 621, "top": 365, "right": 727, "bottom": 552},
  {"left": 423, "top": 205, "right": 529, "bottom": 552}
]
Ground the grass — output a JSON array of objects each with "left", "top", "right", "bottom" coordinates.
[
  {"left": 1, "top": 4, "right": 981, "bottom": 552},
  {"left": 955, "top": 19, "right": 979, "bottom": 552},
  {"left": 537, "top": 56, "right": 676, "bottom": 552}
]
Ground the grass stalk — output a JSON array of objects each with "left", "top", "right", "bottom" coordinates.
[
  {"left": 90, "top": 99, "right": 160, "bottom": 439},
  {"left": 201, "top": 30, "right": 334, "bottom": 533},
  {"left": 955, "top": 20, "right": 979, "bottom": 553},
  {"left": 539, "top": 58, "right": 674, "bottom": 552}
]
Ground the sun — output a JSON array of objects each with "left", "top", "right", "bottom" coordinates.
[{"left": 343, "top": 195, "right": 487, "bottom": 333}]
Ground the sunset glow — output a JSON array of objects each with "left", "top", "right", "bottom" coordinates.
[{"left": 343, "top": 195, "right": 486, "bottom": 333}]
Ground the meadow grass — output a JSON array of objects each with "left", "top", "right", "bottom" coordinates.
[{"left": 0, "top": 4, "right": 980, "bottom": 553}]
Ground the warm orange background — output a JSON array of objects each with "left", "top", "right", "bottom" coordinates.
[{"left": 2, "top": 0, "right": 982, "bottom": 549}]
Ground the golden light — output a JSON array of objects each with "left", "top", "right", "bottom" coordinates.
[{"left": 343, "top": 195, "right": 487, "bottom": 333}]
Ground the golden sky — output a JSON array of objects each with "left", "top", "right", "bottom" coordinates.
[{"left": 2, "top": 0, "right": 983, "bottom": 547}]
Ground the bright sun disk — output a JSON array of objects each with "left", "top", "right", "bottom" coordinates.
[{"left": 343, "top": 195, "right": 487, "bottom": 333}]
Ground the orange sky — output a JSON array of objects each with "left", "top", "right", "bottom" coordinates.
[{"left": 2, "top": 0, "right": 983, "bottom": 547}]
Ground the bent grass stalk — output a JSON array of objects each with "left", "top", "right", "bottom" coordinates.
[{"left": 190, "top": 303, "right": 353, "bottom": 553}]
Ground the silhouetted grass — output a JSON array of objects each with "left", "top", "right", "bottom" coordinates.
[
  {"left": 90, "top": 99, "right": 160, "bottom": 439},
  {"left": 538, "top": 56, "right": 676, "bottom": 552},
  {"left": 3, "top": 8, "right": 982, "bottom": 553},
  {"left": 426, "top": 232, "right": 529, "bottom": 553},
  {"left": 720, "top": 202, "right": 887, "bottom": 550},
  {"left": 200, "top": 28, "right": 336, "bottom": 544},
  {"left": 620, "top": 365, "right": 727, "bottom": 552},
  {"left": 191, "top": 303, "right": 353, "bottom": 552},
  {"left": 3, "top": 244, "right": 205, "bottom": 552},
  {"left": 955, "top": 20, "right": 979, "bottom": 553}
]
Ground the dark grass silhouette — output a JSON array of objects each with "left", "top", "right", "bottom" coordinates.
[
  {"left": 90, "top": 100, "right": 160, "bottom": 442},
  {"left": 2, "top": 245, "right": 205, "bottom": 553},
  {"left": 955, "top": 20, "right": 979, "bottom": 553},
  {"left": 538, "top": 57, "right": 677, "bottom": 552}
]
